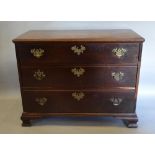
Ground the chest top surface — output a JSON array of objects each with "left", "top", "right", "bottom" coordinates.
[{"left": 13, "top": 29, "right": 144, "bottom": 43}]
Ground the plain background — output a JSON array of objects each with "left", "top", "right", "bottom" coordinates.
[{"left": 0, "top": 21, "right": 155, "bottom": 98}]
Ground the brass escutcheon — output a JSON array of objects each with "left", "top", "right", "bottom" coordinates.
[
  {"left": 72, "top": 92, "right": 85, "bottom": 101},
  {"left": 112, "top": 72, "right": 124, "bottom": 81},
  {"left": 110, "top": 97, "right": 123, "bottom": 106},
  {"left": 112, "top": 48, "right": 127, "bottom": 58},
  {"left": 71, "top": 68, "right": 85, "bottom": 77},
  {"left": 31, "top": 48, "right": 45, "bottom": 58},
  {"left": 71, "top": 45, "right": 86, "bottom": 55},
  {"left": 33, "top": 69, "right": 46, "bottom": 80},
  {"left": 35, "top": 97, "right": 47, "bottom": 106}
]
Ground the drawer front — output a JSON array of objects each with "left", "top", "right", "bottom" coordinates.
[
  {"left": 16, "top": 43, "right": 139, "bottom": 65},
  {"left": 21, "top": 66, "right": 137, "bottom": 89},
  {"left": 22, "top": 90, "right": 136, "bottom": 113}
]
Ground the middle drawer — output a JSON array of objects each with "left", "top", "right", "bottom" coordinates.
[{"left": 21, "top": 66, "right": 137, "bottom": 89}]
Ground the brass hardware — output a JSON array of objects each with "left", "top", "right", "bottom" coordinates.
[
  {"left": 110, "top": 97, "right": 122, "bottom": 106},
  {"left": 112, "top": 48, "right": 127, "bottom": 58},
  {"left": 112, "top": 72, "right": 124, "bottom": 81},
  {"left": 31, "top": 48, "right": 45, "bottom": 58},
  {"left": 35, "top": 97, "right": 47, "bottom": 106},
  {"left": 72, "top": 92, "right": 85, "bottom": 101},
  {"left": 33, "top": 70, "right": 46, "bottom": 80},
  {"left": 71, "top": 45, "right": 86, "bottom": 55},
  {"left": 71, "top": 68, "right": 85, "bottom": 77}
]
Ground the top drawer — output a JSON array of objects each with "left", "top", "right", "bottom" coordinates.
[{"left": 16, "top": 43, "right": 139, "bottom": 65}]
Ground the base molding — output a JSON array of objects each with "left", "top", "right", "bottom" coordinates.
[{"left": 21, "top": 112, "right": 138, "bottom": 128}]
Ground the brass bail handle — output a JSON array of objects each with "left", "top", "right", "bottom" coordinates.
[
  {"left": 110, "top": 97, "right": 123, "bottom": 106},
  {"left": 35, "top": 97, "right": 47, "bottom": 106},
  {"left": 33, "top": 69, "right": 46, "bottom": 80},
  {"left": 72, "top": 92, "right": 85, "bottom": 101},
  {"left": 112, "top": 48, "right": 127, "bottom": 58},
  {"left": 71, "top": 45, "right": 86, "bottom": 55},
  {"left": 71, "top": 67, "right": 85, "bottom": 77},
  {"left": 31, "top": 48, "right": 45, "bottom": 58},
  {"left": 112, "top": 72, "right": 124, "bottom": 81}
]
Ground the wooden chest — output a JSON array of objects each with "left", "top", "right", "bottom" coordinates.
[{"left": 13, "top": 29, "right": 144, "bottom": 127}]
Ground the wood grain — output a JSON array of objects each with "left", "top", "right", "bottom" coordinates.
[
  {"left": 22, "top": 90, "right": 136, "bottom": 113},
  {"left": 20, "top": 66, "right": 137, "bottom": 89},
  {"left": 16, "top": 42, "right": 139, "bottom": 65},
  {"left": 13, "top": 29, "right": 144, "bottom": 127},
  {"left": 13, "top": 29, "right": 145, "bottom": 43}
]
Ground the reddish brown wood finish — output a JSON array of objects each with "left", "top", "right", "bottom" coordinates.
[
  {"left": 22, "top": 90, "right": 136, "bottom": 113},
  {"left": 13, "top": 29, "right": 145, "bottom": 42},
  {"left": 16, "top": 43, "right": 139, "bottom": 65},
  {"left": 13, "top": 29, "right": 144, "bottom": 128},
  {"left": 21, "top": 66, "right": 137, "bottom": 88}
]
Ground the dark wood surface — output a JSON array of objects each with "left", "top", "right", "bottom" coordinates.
[
  {"left": 13, "top": 29, "right": 145, "bottom": 42},
  {"left": 21, "top": 66, "right": 137, "bottom": 88},
  {"left": 13, "top": 29, "right": 144, "bottom": 127},
  {"left": 22, "top": 90, "right": 136, "bottom": 113},
  {"left": 16, "top": 43, "right": 139, "bottom": 65}
]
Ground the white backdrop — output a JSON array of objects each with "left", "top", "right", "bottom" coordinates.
[{"left": 0, "top": 21, "right": 155, "bottom": 98}]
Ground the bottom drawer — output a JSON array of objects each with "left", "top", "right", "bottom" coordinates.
[{"left": 21, "top": 90, "right": 136, "bottom": 113}]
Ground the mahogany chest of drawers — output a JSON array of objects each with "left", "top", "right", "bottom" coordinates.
[{"left": 13, "top": 29, "right": 144, "bottom": 127}]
